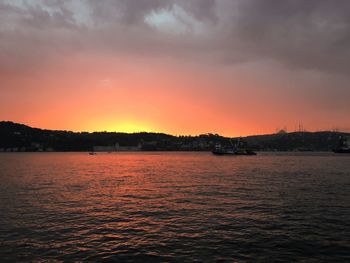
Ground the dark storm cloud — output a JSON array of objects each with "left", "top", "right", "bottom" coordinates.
[
  {"left": 1, "top": 0, "right": 350, "bottom": 75},
  {"left": 177, "top": 0, "right": 217, "bottom": 23},
  {"left": 0, "top": 1, "right": 80, "bottom": 74},
  {"left": 87, "top": 0, "right": 171, "bottom": 25},
  {"left": 227, "top": 0, "right": 350, "bottom": 73},
  {"left": 87, "top": 0, "right": 217, "bottom": 25}
]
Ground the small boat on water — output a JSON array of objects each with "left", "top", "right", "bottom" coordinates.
[
  {"left": 89, "top": 152, "right": 96, "bottom": 155},
  {"left": 212, "top": 138, "right": 256, "bottom": 156},
  {"left": 333, "top": 136, "right": 350, "bottom": 153}
]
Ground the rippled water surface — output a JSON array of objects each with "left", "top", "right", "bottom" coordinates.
[{"left": 0, "top": 152, "right": 350, "bottom": 262}]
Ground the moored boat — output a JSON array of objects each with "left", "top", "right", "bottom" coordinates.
[{"left": 333, "top": 136, "right": 350, "bottom": 153}]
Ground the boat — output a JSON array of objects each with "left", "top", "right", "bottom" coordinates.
[
  {"left": 88, "top": 152, "right": 96, "bottom": 155},
  {"left": 212, "top": 138, "right": 256, "bottom": 156},
  {"left": 333, "top": 136, "right": 350, "bottom": 153}
]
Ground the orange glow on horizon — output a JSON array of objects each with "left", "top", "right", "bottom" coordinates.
[
  {"left": 87, "top": 119, "right": 160, "bottom": 134},
  {"left": 1, "top": 55, "right": 349, "bottom": 136}
]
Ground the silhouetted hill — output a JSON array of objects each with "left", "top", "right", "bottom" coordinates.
[
  {"left": 0, "top": 121, "right": 348, "bottom": 152},
  {"left": 244, "top": 131, "right": 349, "bottom": 151}
]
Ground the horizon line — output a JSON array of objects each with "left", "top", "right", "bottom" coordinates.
[{"left": 1, "top": 120, "right": 349, "bottom": 138}]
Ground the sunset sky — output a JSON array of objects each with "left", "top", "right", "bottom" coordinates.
[{"left": 1, "top": 0, "right": 349, "bottom": 136}]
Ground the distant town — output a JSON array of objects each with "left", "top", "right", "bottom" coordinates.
[{"left": 0, "top": 121, "right": 349, "bottom": 152}]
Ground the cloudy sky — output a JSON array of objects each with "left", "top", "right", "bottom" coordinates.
[{"left": 1, "top": 0, "right": 349, "bottom": 135}]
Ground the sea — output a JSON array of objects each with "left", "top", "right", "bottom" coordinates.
[{"left": 0, "top": 152, "right": 349, "bottom": 262}]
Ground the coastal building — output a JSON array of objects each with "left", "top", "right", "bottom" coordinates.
[
  {"left": 93, "top": 146, "right": 116, "bottom": 152},
  {"left": 93, "top": 142, "right": 142, "bottom": 152},
  {"left": 116, "top": 142, "right": 142, "bottom": 151}
]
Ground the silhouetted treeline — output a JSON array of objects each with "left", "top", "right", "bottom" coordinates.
[
  {"left": 0, "top": 121, "right": 348, "bottom": 152},
  {"left": 244, "top": 131, "right": 348, "bottom": 151}
]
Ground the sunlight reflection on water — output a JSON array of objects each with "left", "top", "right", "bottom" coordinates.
[{"left": 0, "top": 152, "right": 350, "bottom": 261}]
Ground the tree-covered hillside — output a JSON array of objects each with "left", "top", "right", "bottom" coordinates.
[{"left": 0, "top": 121, "right": 348, "bottom": 152}]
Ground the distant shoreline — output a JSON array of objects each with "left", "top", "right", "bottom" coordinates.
[{"left": 1, "top": 121, "right": 349, "bottom": 152}]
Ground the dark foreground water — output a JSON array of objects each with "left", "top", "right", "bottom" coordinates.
[{"left": 0, "top": 152, "right": 349, "bottom": 262}]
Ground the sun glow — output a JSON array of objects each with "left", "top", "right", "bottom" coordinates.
[
  {"left": 91, "top": 120, "right": 158, "bottom": 133},
  {"left": 113, "top": 122, "right": 155, "bottom": 133}
]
